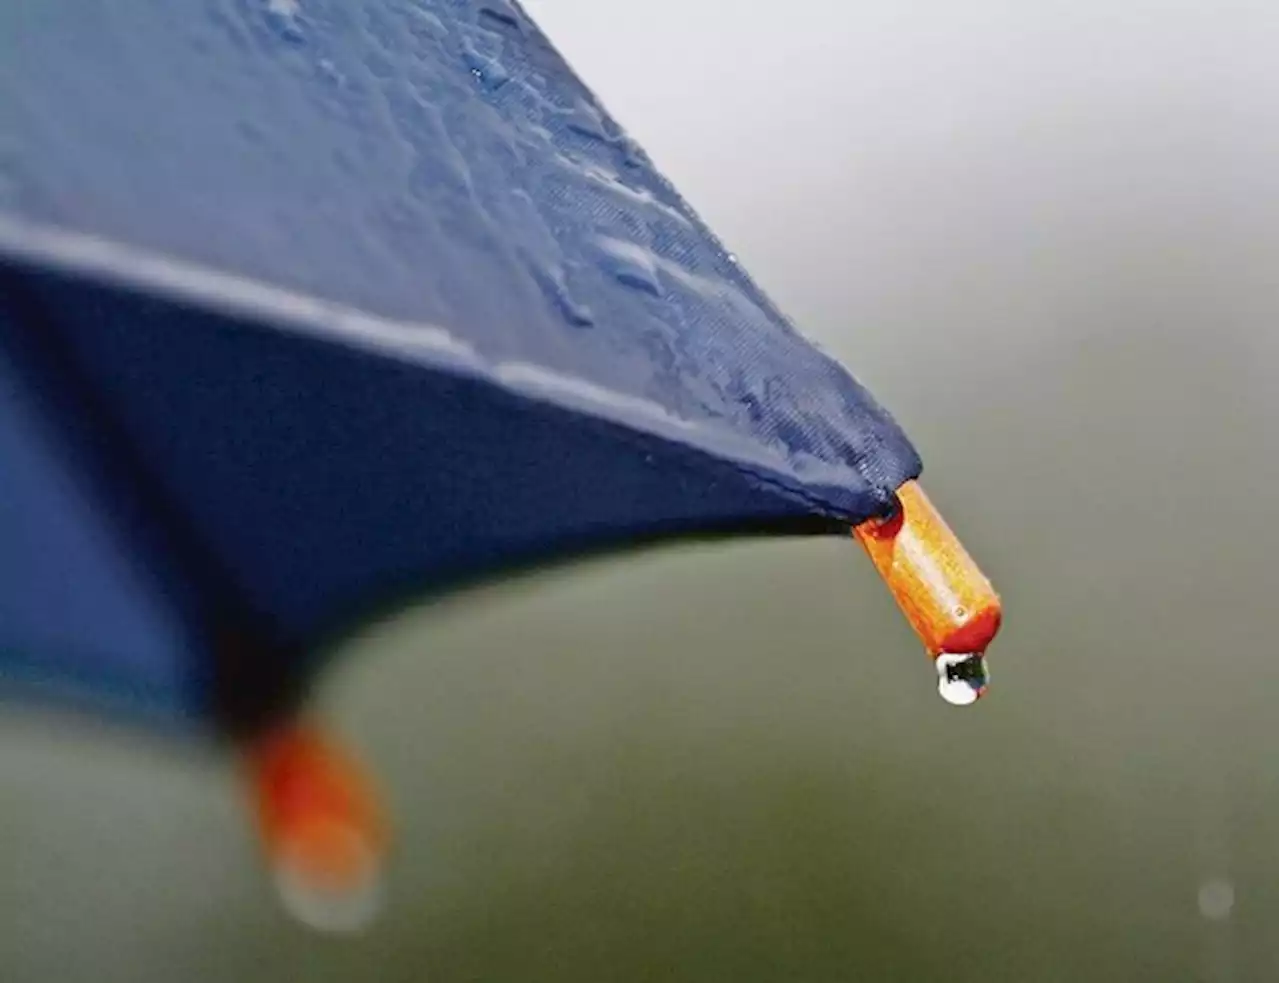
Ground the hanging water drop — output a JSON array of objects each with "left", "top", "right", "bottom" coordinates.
[
  {"left": 272, "top": 819, "right": 385, "bottom": 934},
  {"left": 935, "top": 652, "right": 989, "bottom": 706}
]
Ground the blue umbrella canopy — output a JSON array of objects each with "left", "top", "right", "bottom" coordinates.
[
  {"left": 0, "top": 2, "right": 1015, "bottom": 935},
  {"left": 0, "top": 0, "right": 925, "bottom": 734}
]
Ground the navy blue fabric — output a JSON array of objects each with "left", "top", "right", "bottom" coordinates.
[
  {"left": 0, "top": 1, "right": 922, "bottom": 722},
  {"left": 15, "top": 264, "right": 851, "bottom": 637},
  {"left": 0, "top": 315, "right": 206, "bottom": 721}
]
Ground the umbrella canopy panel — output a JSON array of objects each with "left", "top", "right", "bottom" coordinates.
[{"left": 0, "top": 0, "right": 921, "bottom": 727}]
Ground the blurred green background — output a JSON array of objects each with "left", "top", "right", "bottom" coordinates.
[{"left": 1, "top": 1, "right": 1275, "bottom": 980}]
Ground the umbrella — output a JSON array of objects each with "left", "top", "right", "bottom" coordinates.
[{"left": 0, "top": 0, "right": 1001, "bottom": 930}]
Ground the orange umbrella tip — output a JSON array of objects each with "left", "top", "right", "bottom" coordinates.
[
  {"left": 852, "top": 480, "right": 1003, "bottom": 705},
  {"left": 244, "top": 724, "right": 389, "bottom": 934}
]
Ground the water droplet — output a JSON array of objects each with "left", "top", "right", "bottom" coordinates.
[
  {"left": 1197, "top": 879, "right": 1235, "bottom": 921},
  {"left": 365, "top": 48, "right": 397, "bottom": 81},
  {"left": 566, "top": 101, "right": 609, "bottom": 142},
  {"left": 615, "top": 135, "right": 644, "bottom": 169},
  {"left": 479, "top": 2, "right": 523, "bottom": 33},
  {"left": 235, "top": 118, "right": 267, "bottom": 145},
  {"left": 596, "top": 239, "right": 663, "bottom": 297},
  {"left": 317, "top": 58, "right": 343, "bottom": 87},
  {"left": 271, "top": 821, "right": 384, "bottom": 935},
  {"left": 935, "top": 652, "right": 989, "bottom": 706},
  {"left": 561, "top": 105, "right": 642, "bottom": 168},
  {"left": 262, "top": 0, "right": 305, "bottom": 44},
  {"left": 461, "top": 42, "right": 510, "bottom": 91},
  {"left": 531, "top": 265, "right": 593, "bottom": 327},
  {"left": 408, "top": 9, "right": 447, "bottom": 40}
]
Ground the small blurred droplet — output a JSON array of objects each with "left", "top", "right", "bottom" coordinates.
[
  {"left": 935, "top": 652, "right": 989, "bottom": 706},
  {"left": 263, "top": 0, "right": 305, "bottom": 44},
  {"left": 461, "top": 42, "right": 510, "bottom": 91},
  {"left": 1197, "top": 879, "right": 1235, "bottom": 921},
  {"left": 272, "top": 821, "right": 384, "bottom": 935}
]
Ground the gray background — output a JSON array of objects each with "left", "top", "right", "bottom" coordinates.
[{"left": 2, "top": 1, "right": 1275, "bottom": 980}]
